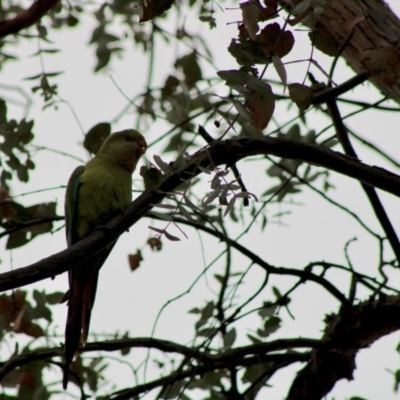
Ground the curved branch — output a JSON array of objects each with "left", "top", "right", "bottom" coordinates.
[
  {"left": 108, "top": 353, "right": 310, "bottom": 400},
  {"left": 1, "top": 136, "right": 400, "bottom": 292},
  {"left": 150, "top": 213, "right": 349, "bottom": 304},
  {"left": 0, "top": 0, "right": 59, "bottom": 38},
  {"left": 0, "top": 216, "right": 64, "bottom": 239},
  {"left": 0, "top": 335, "right": 318, "bottom": 383}
]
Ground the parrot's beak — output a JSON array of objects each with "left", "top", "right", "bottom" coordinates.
[{"left": 137, "top": 138, "right": 147, "bottom": 156}]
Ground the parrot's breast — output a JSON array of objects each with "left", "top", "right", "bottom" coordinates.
[{"left": 77, "top": 163, "right": 132, "bottom": 238}]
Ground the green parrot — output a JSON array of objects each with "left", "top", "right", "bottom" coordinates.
[{"left": 62, "top": 129, "right": 147, "bottom": 389}]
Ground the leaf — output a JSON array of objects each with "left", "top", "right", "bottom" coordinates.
[
  {"left": 242, "top": 363, "right": 271, "bottom": 384},
  {"left": 261, "top": 316, "right": 281, "bottom": 336},
  {"left": 147, "top": 237, "right": 162, "bottom": 251},
  {"left": 272, "top": 286, "right": 282, "bottom": 300},
  {"left": 309, "top": 26, "right": 339, "bottom": 57},
  {"left": 197, "top": 327, "right": 218, "bottom": 337},
  {"left": 395, "top": 369, "right": 400, "bottom": 392},
  {"left": 6, "top": 231, "right": 29, "bottom": 249},
  {"left": 139, "top": 0, "right": 174, "bottom": 22},
  {"left": 0, "top": 98, "right": 7, "bottom": 124},
  {"left": 198, "top": 164, "right": 212, "bottom": 174},
  {"left": 218, "top": 69, "right": 250, "bottom": 87},
  {"left": 95, "top": 43, "right": 111, "bottom": 72},
  {"left": 241, "top": 1, "right": 260, "bottom": 40},
  {"left": 175, "top": 51, "right": 202, "bottom": 84},
  {"left": 45, "top": 292, "right": 64, "bottom": 305},
  {"left": 247, "top": 333, "right": 262, "bottom": 344},
  {"left": 246, "top": 87, "right": 275, "bottom": 130},
  {"left": 211, "top": 174, "right": 221, "bottom": 189},
  {"left": 224, "top": 195, "right": 236, "bottom": 217},
  {"left": 140, "top": 166, "right": 164, "bottom": 189},
  {"left": 258, "top": 303, "right": 277, "bottom": 318},
  {"left": 362, "top": 45, "right": 400, "bottom": 85},
  {"left": 30, "top": 48, "right": 60, "bottom": 57},
  {"left": 203, "top": 186, "right": 222, "bottom": 205},
  {"left": 258, "top": 23, "right": 294, "bottom": 59},
  {"left": 128, "top": 250, "right": 143, "bottom": 271},
  {"left": 184, "top": 195, "right": 201, "bottom": 212},
  {"left": 148, "top": 226, "right": 165, "bottom": 235},
  {"left": 153, "top": 154, "right": 171, "bottom": 174},
  {"left": 223, "top": 327, "right": 236, "bottom": 349},
  {"left": 236, "top": 191, "right": 258, "bottom": 201},
  {"left": 233, "top": 99, "right": 253, "bottom": 122},
  {"left": 164, "top": 230, "right": 181, "bottom": 241},
  {"left": 272, "top": 54, "right": 287, "bottom": 87},
  {"left": 214, "top": 274, "right": 224, "bottom": 284},
  {"left": 84, "top": 122, "right": 111, "bottom": 154},
  {"left": 120, "top": 346, "right": 130, "bottom": 356},
  {"left": 178, "top": 204, "right": 197, "bottom": 222},
  {"left": 220, "top": 182, "right": 241, "bottom": 191},
  {"left": 24, "top": 71, "right": 63, "bottom": 80},
  {"left": 201, "top": 301, "right": 214, "bottom": 320},
  {"left": 289, "top": 83, "right": 313, "bottom": 111},
  {"left": 199, "top": 14, "right": 217, "bottom": 28}
]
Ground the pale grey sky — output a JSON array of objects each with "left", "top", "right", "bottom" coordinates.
[{"left": 2, "top": 1, "right": 400, "bottom": 399}]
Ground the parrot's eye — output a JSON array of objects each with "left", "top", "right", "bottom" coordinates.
[{"left": 124, "top": 135, "right": 135, "bottom": 142}]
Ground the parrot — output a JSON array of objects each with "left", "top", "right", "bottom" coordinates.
[{"left": 62, "top": 129, "right": 147, "bottom": 389}]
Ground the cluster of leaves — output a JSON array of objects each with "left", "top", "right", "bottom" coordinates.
[
  {"left": 264, "top": 123, "right": 335, "bottom": 201},
  {"left": 0, "top": 290, "right": 63, "bottom": 399},
  {"left": 162, "top": 280, "right": 290, "bottom": 399},
  {"left": 202, "top": 168, "right": 257, "bottom": 216},
  {"left": 0, "top": 289, "right": 59, "bottom": 339},
  {"left": 0, "top": 187, "right": 58, "bottom": 249},
  {"left": 0, "top": 99, "right": 35, "bottom": 188}
]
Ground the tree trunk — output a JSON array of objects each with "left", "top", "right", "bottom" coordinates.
[{"left": 297, "top": 0, "right": 400, "bottom": 104}]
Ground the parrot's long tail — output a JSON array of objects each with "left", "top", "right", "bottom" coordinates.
[
  {"left": 63, "top": 276, "right": 84, "bottom": 390},
  {"left": 63, "top": 360, "right": 72, "bottom": 390},
  {"left": 63, "top": 270, "right": 99, "bottom": 389},
  {"left": 62, "top": 246, "right": 113, "bottom": 389}
]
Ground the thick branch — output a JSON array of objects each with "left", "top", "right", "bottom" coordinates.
[
  {"left": 327, "top": 99, "right": 400, "bottom": 263},
  {"left": 1, "top": 136, "right": 400, "bottom": 292},
  {"left": 0, "top": 0, "right": 59, "bottom": 38},
  {"left": 287, "top": 294, "right": 400, "bottom": 400}
]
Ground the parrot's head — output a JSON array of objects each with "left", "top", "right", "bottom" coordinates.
[{"left": 99, "top": 129, "right": 147, "bottom": 173}]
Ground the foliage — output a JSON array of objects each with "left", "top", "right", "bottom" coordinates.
[{"left": 1, "top": 0, "right": 400, "bottom": 399}]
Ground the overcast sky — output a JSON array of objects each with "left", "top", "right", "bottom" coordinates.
[{"left": 2, "top": 1, "right": 400, "bottom": 399}]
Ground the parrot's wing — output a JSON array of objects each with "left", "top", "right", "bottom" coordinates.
[
  {"left": 63, "top": 165, "right": 85, "bottom": 389},
  {"left": 65, "top": 165, "right": 85, "bottom": 247}
]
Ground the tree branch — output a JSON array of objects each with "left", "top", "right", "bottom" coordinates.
[
  {"left": 108, "top": 353, "right": 310, "bottom": 400},
  {"left": 0, "top": 0, "right": 59, "bottom": 38},
  {"left": 149, "top": 213, "right": 349, "bottom": 304},
  {"left": 287, "top": 294, "right": 400, "bottom": 400},
  {"left": 327, "top": 98, "right": 400, "bottom": 263},
  {"left": 1, "top": 136, "right": 400, "bottom": 292}
]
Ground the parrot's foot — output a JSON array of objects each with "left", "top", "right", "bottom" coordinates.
[{"left": 93, "top": 224, "right": 112, "bottom": 233}]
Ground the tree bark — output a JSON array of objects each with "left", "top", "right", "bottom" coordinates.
[{"left": 314, "top": 0, "right": 400, "bottom": 103}]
